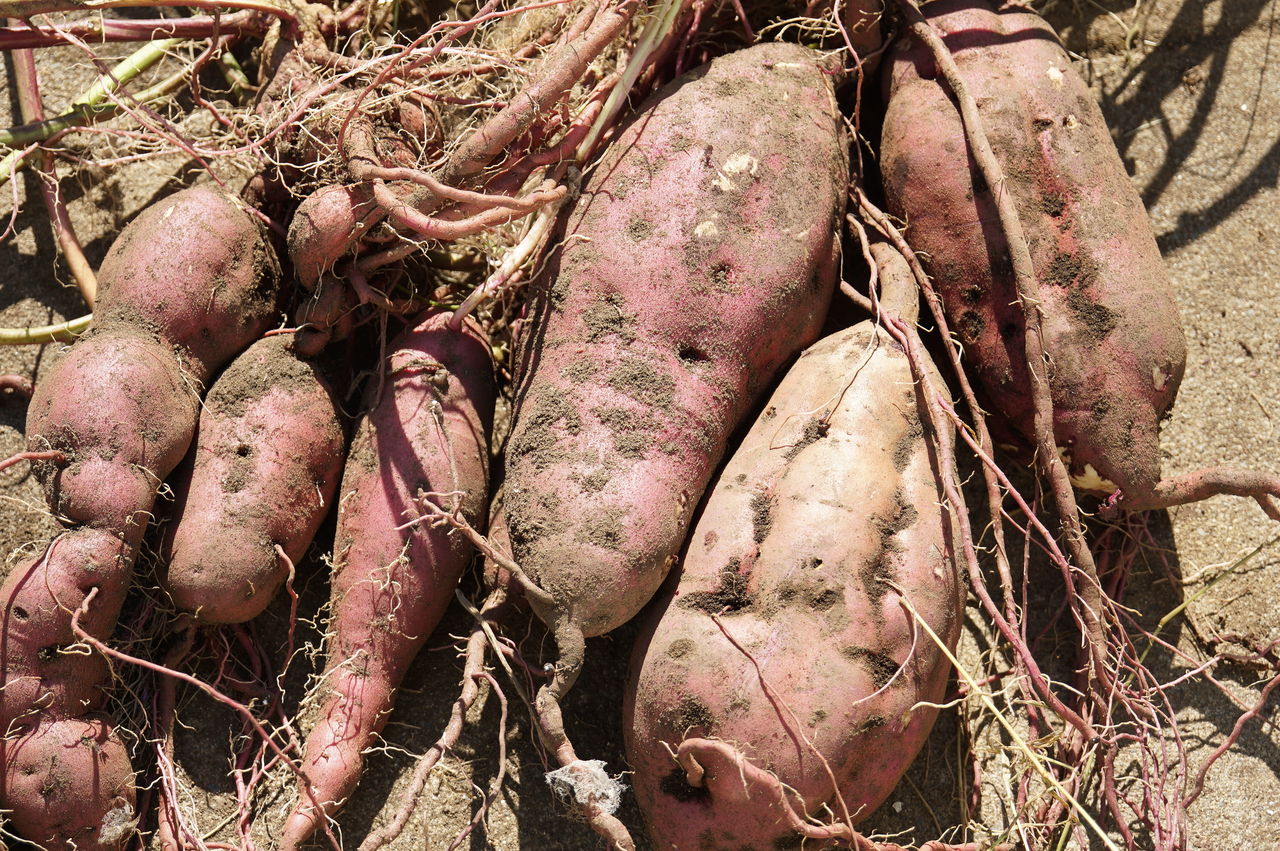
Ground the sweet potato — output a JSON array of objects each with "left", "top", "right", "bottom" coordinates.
[
  {"left": 3, "top": 185, "right": 281, "bottom": 850},
  {"left": 879, "top": 0, "right": 1186, "bottom": 498},
  {"left": 287, "top": 184, "right": 378, "bottom": 290},
  {"left": 0, "top": 528, "right": 133, "bottom": 728},
  {"left": 504, "top": 41, "right": 847, "bottom": 639},
  {"left": 280, "top": 311, "right": 495, "bottom": 849},
  {"left": 27, "top": 185, "right": 283, "bottom": 541},
  {"left": 159, "top": 336, "right": 345, "bottom": 623},
  {"left": 494, "top": 42, "right": 848, "bottom": 845},
  {"left": 1, "top": 715, "right": 136, "bottom": 851},
  {"left": 93, "top": 185, "right": 283, "bottom": 382},
  {"left": 624, "top": 244, "right": 961, "bottom": 849},
  {"left": 0, "top": 530, "right": 139, "bottom": 851},
  {"left": 26, "top": 331, "right": 199, "bottom": 543}
]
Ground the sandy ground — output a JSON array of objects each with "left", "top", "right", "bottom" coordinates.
[{"left": 1, "top": 0, "right": 1278, "bottom": 848}]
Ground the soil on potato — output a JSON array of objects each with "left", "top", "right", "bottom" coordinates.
[{"left": 2, "top": 1, "right": 1280, "bottom": 848}]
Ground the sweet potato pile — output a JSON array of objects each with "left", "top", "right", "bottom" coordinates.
[{"left": 1, "top": 0, "right": 1278, "bottom": 849}]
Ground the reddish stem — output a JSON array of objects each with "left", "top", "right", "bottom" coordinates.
[
  {"left": 0, "top": 11, "right": 266, "bottom": 50},
  {"left": 0, "top": 449, "right": 64, "bottom": 473},
  {"left": 1108, "top": 467, "right": 1280, "bottom": 521},
  {"left": 10, "top": 38, "right": 97, "bottom": 305}
]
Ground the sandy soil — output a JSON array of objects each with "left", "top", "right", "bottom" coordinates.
[{"left": 1, "top": 0, "right": 1278, "bottom": 848}]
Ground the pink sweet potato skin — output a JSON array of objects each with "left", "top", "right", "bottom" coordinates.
[
  {"left": 0, "top": 528, "right": 133, "bottom": 728},
  {"left": 625, "top": 298, "right": 961, "bottom": 849},
  {"left": 286, "top": 184, "right": 377, "bottom": 290},
  {"left": 159, "top": 336, "right": 345, "bottom": 623},
  {"left": 280, "top": 312, "right": 495, "bottom": 848},
  {"left": 26, "top": 331, "right": 199, "bottom": 541},
  {"left": 5, "top": 184, "right": 282, "bottom": 850},
  {"left": 1, "top": 715, "right": 136, "bottom": 851},
  {"left": 27, "top": 184, "right": 284, "bottom": 537},
  {"left": 0, "top": 529, "right": 137, "bottom": 851},
  {"left": 93, "top": 185, "right": 281, "bottom": 381},
  {"left": 503, "top": 42, "right": 848, "bottom": 638},
  {"left": 880, "top": 0, "right": 1186, "bottom": 496}
]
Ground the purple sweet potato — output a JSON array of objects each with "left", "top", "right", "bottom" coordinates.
[
  {"left": 624, "top": 244, "right": 961, "bottom": 849},
  {"left": 159, "top": 336, "right": 345, "bottom": 623},
  {"left": 26, "top": 331, "right": 199, "bottom": 543},
  {"left": 4, "top": 184, "right": 281, "bottom": 850},
  {"left": 880, "top": 0, "right": 1186, "bottom": 497},
  {"left": 280, "top": 311, "right": 495, "bottom": 849},
  {"left": 93, "top": 185, "right": 282, "bottom": 382},
  {"left": 1, "top": 715, "right": 136, "bottom": 851},
  {"left": 503, "top": 41, "right": 848, "bottom": 641}
]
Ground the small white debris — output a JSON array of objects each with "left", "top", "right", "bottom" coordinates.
[
  {"left": 99, "top": 802, "right": 138, "bottom": 847},
  {"left": 722, "top": 152, "right": 759, "bottom": 176},
  {"left": 545, "top": 759, "right": 625, "bottom": 816},
  {"left": 893, "top": 800, "right": 904, "bottom": 813},
  {"left": 713, "top": 152, "right": 760, "bottom": 191},
  {"left": 694, "top": 219, "right": 720, "bottom": 238},
  {"left": 1046, "top": 66, "right": 1065, "bottom": 86}
]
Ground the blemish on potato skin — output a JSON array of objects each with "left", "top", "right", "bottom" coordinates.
[
  {"left": 666, "top": 638, "right": 695, "bottom": 659},
  {"left": 667, "top": 695, "right": 716, "bottom": 734},
  {"left": 893, "top": 419, "right": 923, "bottom": 472},
  {"left": 842, "top": 646, "right": 901, "bottom": 689},
  {"left": 660, "top": 768, "right": 711, "bottom": 803},
  {"left": 625, "top": 215, "right": 653, "bottom": 242},
  {"left": 750, "top": 492, "right": 774, "bottom": 544},
  {"left": 679, "top": 559, "right": 751, "bottom": 613}
]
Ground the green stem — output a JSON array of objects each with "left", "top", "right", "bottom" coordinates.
[
  {"left": 0, "top": 145, "right": 31, "bottom": 185},
  {"left": 0, "top": 314, "right": 92, "bottom": 345},
  {"left": 76, "top": 37, "right": 182, "bottom": 109},
  {"left": 1, "top": 39, "right": 187, "bottom": 154},
  {"left": 216, "top": 49, "right": 251, "bottom": 97}
]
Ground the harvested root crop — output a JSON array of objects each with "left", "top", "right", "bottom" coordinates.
[
  {"left": 496, "top": 39, "right": 848, "bottom": 848},
  {"left": 159, "top": 336, "right": 345, "bottom": 624},
  {"left": 625, "top": 242, "right": 962, "bottom": 850},
  {"left": 282, "top": 311, "right": 495, "bottom": 850},
  {"left": 880, "top": 0, "right": 1186, "bottom": 498},
  {"left": 0, "top": 184, "right": 280, "bottom": 850}
]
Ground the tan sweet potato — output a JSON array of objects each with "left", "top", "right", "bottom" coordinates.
[
  {"left": 880, "top": 0, "right": 1186, "bottom": 497},
  {"left": 624, "top": 244, "right": 961, "bottom": 849},
  {"left": 159, "top": 336, "right": 345, "bottom": 623}
]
